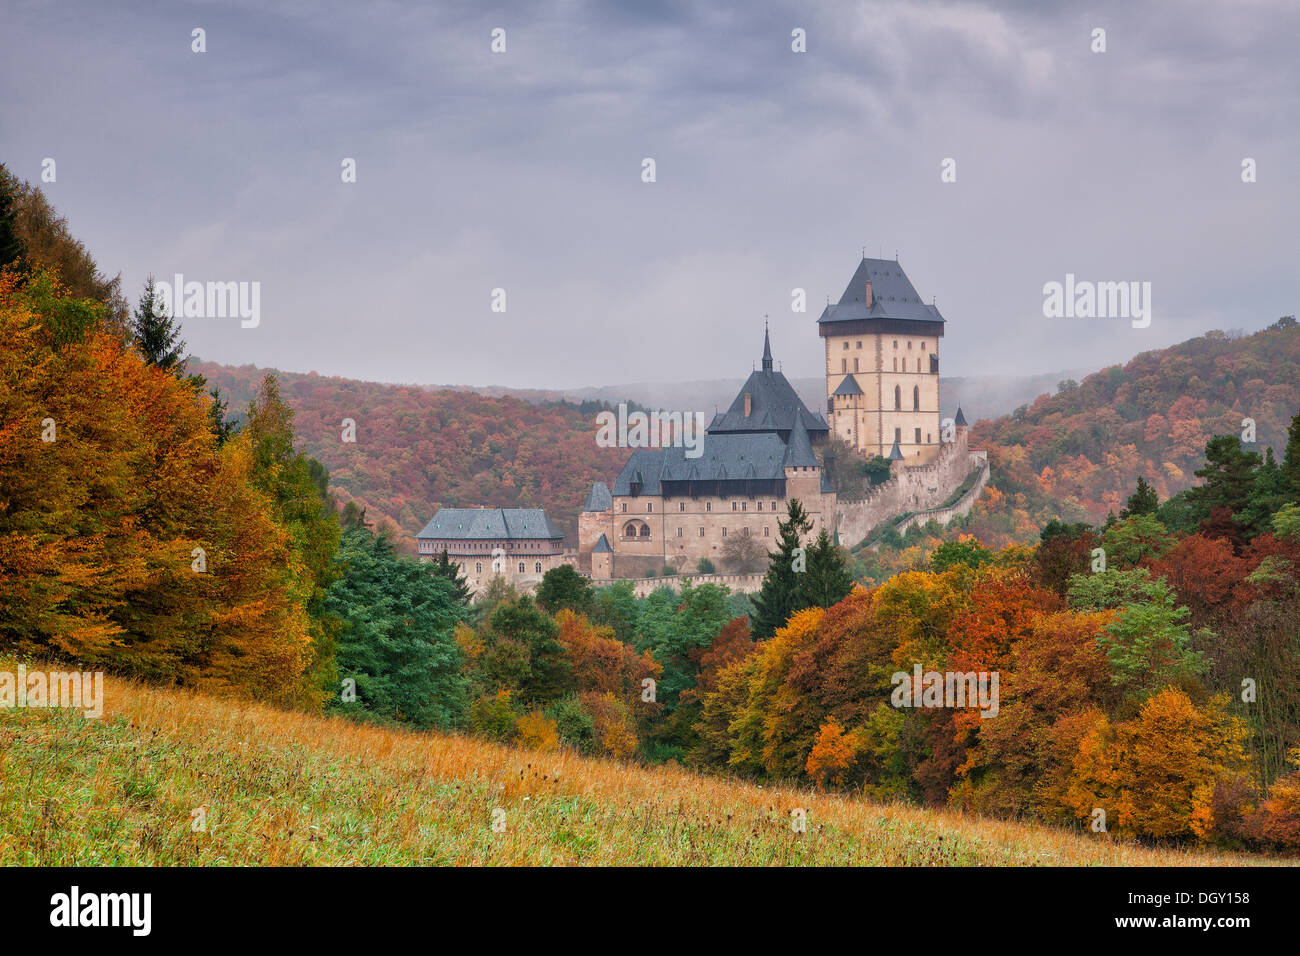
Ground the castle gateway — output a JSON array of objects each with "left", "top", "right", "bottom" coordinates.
[{"left": 820, "top": 257, "right": 944, "bottom": 465}]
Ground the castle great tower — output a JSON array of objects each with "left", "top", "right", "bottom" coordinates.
[{"left": 818, "top": 257, "right": 945, "bottom": 465}]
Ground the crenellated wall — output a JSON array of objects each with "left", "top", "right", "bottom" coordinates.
[{"left": 835, "top": 427, "right": 987, "bottom": 548}]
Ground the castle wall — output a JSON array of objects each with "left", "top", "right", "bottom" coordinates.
[{"left": 835, "top": 428, "right": 985, "bottom": 548}]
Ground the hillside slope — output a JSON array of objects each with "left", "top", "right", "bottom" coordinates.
[
  {"left": 960, "top": 319, "right": 1300, "bottom": 544},
  {"left": 193, "top": 361, "right": 630, "bottom": 546},
  {"left": 0, "top": 664, "right": 1273, "bottom": 866}
]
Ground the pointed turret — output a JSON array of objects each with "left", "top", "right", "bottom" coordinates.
[
  {"left": 887, "top": 439, "right": 904, "bottom": 461},
  {"left": 954, "top": 406, "right": 968, "bottom": 428},
  {"left": 761, "top": 322, "right": 774, "bottom": 372},
  {"left": 783, "top": 415, "right": 818, "bottom": 468}
]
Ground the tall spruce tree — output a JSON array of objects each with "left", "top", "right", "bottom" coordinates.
[
  {"left": 132, "top": 276, "right": 186, "bottom": 373},
  {"left": 798, "top": 528, "right": 854, "bottom": 608},
  {"left": 429, "top": 547, "right": 473, "bottom": 606},
  {"left": 1281, "top": 407, "right": 1300, "bottom": 504},
  {"left": 1188, "top": 434, "right": 1261, "bottom": 528},
  {"left": 751, "top": 498, "right": 812, "bottom": 639},
  {"left": 0, "top": 167, "right": 25, "bottom": 270},
  {"left": 1122, "top": 475, "right": 1159, "bottom": 518}
]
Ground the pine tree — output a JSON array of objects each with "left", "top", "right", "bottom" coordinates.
[
  {"left": 1121, "top": 475, "right": 1159, "bottom": 518},
  {"left": 207, "top": 386, "right": 237, "bottom": 447},
  {"left": 430, "top": 547, "right": 473, "bottom": 606},
  {"left": 0, "top": 167, "right": 25, "bottom": 270},
  {"left": 1281, "top": 407, "right": 1300, "bottom": 503},
  {"left": 1189, "top": 434, "right": 1261, "bottom": 527},
  {"left": 131, "top": 276, "right": 186, "bottom": 373},
  {"left": 798, "top": 528, "right": 854, "bottom": 608},
  {"left": 751, "top": 499, "right": 812, "bottom": 639}
]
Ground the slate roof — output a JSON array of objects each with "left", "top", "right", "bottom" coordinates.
[
  {"left": 592, "top": 533, "right": 613, "bottom": 553},
  {"left": 954, "top": 406, "right": 968, "bottom": 427},
  {"left": 582, "top": 481, "right": 613, "bottom": 512},
  {"left": 707, "top": 369, "right": 829, "bottom": 438},
  {"left": 783, "top": 417, "right": 819, "bottom": 468},
  {"left": 417, "top": 507, "right": 564, "bottom": 541},
  {"left": 611, "top": 433, "right": 792, "bottom": 496},
  {"left": 887, "top": 439, "right": 905, "bottom": 461},
  {"left": 817, "top": 257, "right": 946, "bottom": 327},
  {"left": 832, "top": 373, "right": 863, "bottom": 397}
]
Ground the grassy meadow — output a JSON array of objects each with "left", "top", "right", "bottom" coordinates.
[{"left": 0, "top": 660, "right": 1286, "bottom": 867}]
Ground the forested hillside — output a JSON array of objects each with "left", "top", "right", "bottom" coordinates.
[{"left": 192, "top": 361, "right": 630, "bottom": 546}]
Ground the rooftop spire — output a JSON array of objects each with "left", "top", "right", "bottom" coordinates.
[{"left": 761, "top": 319, "right": 773, "bottom": 372}]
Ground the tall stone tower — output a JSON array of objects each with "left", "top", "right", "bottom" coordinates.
[{"left": 818, "top": 257, "right": 945, "bottom": 464}]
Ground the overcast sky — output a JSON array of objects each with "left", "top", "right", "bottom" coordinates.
[{"left": 4, "top": 0, "right": 1297, "bottom": 389}]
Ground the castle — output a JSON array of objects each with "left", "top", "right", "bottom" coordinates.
[
  {"left": 418, "top": 255, "right": 986, "bottom": 596},
  {"left": 577, "top": 326, "right": 836, "bottom": 579}
]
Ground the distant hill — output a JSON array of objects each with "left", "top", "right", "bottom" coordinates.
[
  {"left": 192, "top": 361, "right": 630, "bottom": 549},
  {"left": 960, "top": 318, "right": 1300, "bottom": 544}
]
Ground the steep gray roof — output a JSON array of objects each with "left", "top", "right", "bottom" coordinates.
[
  {"left": 817, "top": 257, "right": 945, "bottom": 326},
  {"left": 954, "top": 407, "right": 968, "bottom": 427},
  {"left": 592, "top": 533, "right": 613, "bottom": 553},
  {"left": 783, "top": 416, "right": 819, "bottom": 468},
  {"left": 582, "top": 481, "right": 613, "bottom": 512},
  {"left": 611, "top": 433, "right": 792, "bottom": 495},
  {"left": 417, "top": 507, "right": 564, "bottom": 541},
  {"left": 887, "top": 439, "right": 905, "bottom": 461},
  {"left": 707, "top": 368, "right": 829, "bottom": 438},
  {"left": 832, "top": 373, "right": 863, "bottom": 397}
]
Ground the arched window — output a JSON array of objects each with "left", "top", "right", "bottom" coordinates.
[
  {"left": 623, "top": 521, "right": 639, "bottom": 539},
  {"left": 638, "top": 524, "right": 650, "bottom": 537},
  {"left": 535, "top": 562, "right": 542, "bottom": 573},
  {"left": 518, "top": 562, "right": 525, "bottom": 573},
  {"left": 894, "top": 385, "right": 901, "bottom": 410},
  {"left": 475, "top": 562, "right": 482, "bottom": 574},
  {"left": 913, "top": 385, "right": 920, "bottom": 410}
]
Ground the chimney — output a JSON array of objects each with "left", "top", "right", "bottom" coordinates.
[
  {"left": 743, "top": 393, "right": 752, "bottom": 417},
  {"left": 864, "top": 280, "right": 873, "bottom": 306}
]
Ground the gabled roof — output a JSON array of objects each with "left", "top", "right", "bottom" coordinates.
[
  {"left": 817, "top": 257, "right": 945, "bottom": 326},
  {"left": 583, "top": 481, "right": 613, "bottom": 512},
  {"left": 832, "top": 373, "right": 863, "bottom": 397},
  {"left": 417, "top": 507, "right": 564, "bottom": 541}
]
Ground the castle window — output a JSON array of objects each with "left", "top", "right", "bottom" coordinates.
[
  {"left": 706, "top": 502, "right": 711, "bottom": 511},
  {"left": 535, "top": 562, "right": 542, "bottom": 573},
  {"left": 621, "top": 502, "right": 627, "bottom": 513},
  {"left": 677, "top": 527, "right": 683, "bottom": 537},
  {"left": 647, "top": 503, "right": 653, "bottom": 513},
  {"left": 639, "top": 524, "right": 650, "bottom": 537},
  {"left": 518, "top": 562, "right": 526, "bottom": 573},
  {"left": 854, "top": 358, "right": 859, "bottom": 372},
  {"left": 757, "top": 502, "right": 763, "bottom": 510},
  {"left": 475, "top": 562, "right": 482, "bottom": 574},
  {"left": 921, "top": 342, "right": 926, "bottom": 350},
  {"left": 856, "top": 340, "right": 862, "bottom": 348},
  {"left": 732, "top": 501, "right": 738, "bottom": 511},
  {"left": 742, "top": 502, "right": 747, "bottom": 511},
  {"left": 771, "top": 501, "right": 777, "bottom": 510},
  {"left": 893, "top": 340, "right": 898, "bottom": 348},
  {"left": 892, "top": 358, "right": 897, "bottom": 371},
  {"left": 894, "top": 385, "right": 901, "bottom": 410},
  {"left": 841, "top": 358, "right": 847, "bottom": 373},
  {"left": 699, "top": 527, "right": 705, "bottom": 536},
  {"left": 915, "top": 428, "right": 922, "bottom": 444},
  {"left": 743, "top": 527, "right": 750, "bottom": 536},
  {"left": 913, "top": 385, "right": 919, "bottom": 410},
  {"left": 895, "top": 428, "right": 901, "bottom": 443},
  {"left": 679, "top": 502, "right": 685, "bottom": 511},
  {"left": 764, "top": 527, "right": 770, "bottom": 537},
  {"left": 927, "top": 432, "right": 932, "bottom": 443},
  {"left": 843, "top": 341, "right": 849, "bottom": 350},
  {"left": 908, "top": 340, "right": 913, "bottom": 349},
  {"left": 722, "top": 528, "right": 727, "bottom": 537}
]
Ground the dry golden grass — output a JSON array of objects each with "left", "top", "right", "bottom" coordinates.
[{"left": 0, "top": 664, "right": 1288, "bottom": 866}]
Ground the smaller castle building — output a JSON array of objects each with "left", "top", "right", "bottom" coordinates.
[{"left": 416, "top": 507, "right": 565, "bottom": 596}]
